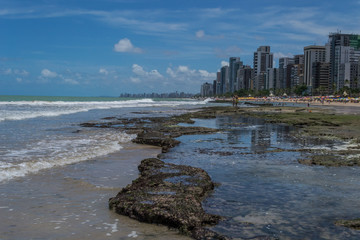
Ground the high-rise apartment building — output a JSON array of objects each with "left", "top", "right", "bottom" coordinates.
[
  {"left": 213, "top": 80, "right": 217, "bottom": 96},
  {"left": 290, "top": 64, "right": 304, "bottom": 87},
  {"left": 253, "top": 46, "right": 273, "bottom": 90},
  {"left": 237, "top": 66, "right": 253, "bottom": 90},
  {"left": 328, "top": 33, "right": 360, "bottom": 91},
  {"left": 304, "top": 45, "right": 326, "bottom": 92},
  {"left": 216, "top": 72, "right": 222, "bottom": 95},
  {"left": 294, "top": 54, "right": 304, "bottom": 65},
  {"left": 254, "top": 46, "right": 273, "bottom": 75},
  {"left": 278, "top": 57, "right": 294, "bottom": 89},
  {"left": 220, "top": 66, "right": 229, "bottom": 94},
  {"left": 229, "top": 57, "right": 243, "bottom": 93},
  {"left": 200, "top": 82, "right": 213, "bottom": 97},
  {"left": 266, "top": 68, "right": 279, "bottom": 90},
  {"left": 312, "top": 62, "right": 331, "bottom": 95}
]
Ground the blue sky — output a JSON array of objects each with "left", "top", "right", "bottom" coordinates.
[{"left": 1, "top": 0, "right": 360, "bottom": 96}]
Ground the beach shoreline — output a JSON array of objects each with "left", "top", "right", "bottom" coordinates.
[
  {"left": 214, "top": 98, "right": 360, "bottom": 115},
  {"left": 80, "top": 104, "right": 360, "bottom": 239},
  {"left": 3, "top": 102, "right": 360, "bottom": 239},
  {"left": 0, "top": 143, "right": 191, "bottom": 240}
]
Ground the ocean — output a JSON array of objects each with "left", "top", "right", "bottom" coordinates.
[
  {"left": 0, "top": 96, "right": 208, "bottom": 240},
  {"left": 1, "top": 95, "right": 360, "bottom": 240}
]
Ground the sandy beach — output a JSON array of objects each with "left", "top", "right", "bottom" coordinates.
[
  {"left": 0, "top": 143, "right": 190, "bottom": 240},
  {"left": 231, "top": 98, "right": 360, "bottom": 115}
]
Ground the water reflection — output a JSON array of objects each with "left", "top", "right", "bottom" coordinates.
[{"left": 165, "top": 115, "right": 360, "bottom": 240}]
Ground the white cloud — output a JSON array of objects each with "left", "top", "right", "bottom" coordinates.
[
  {"left": 221, "top": 61, "right": 229, "bottom": 67},
  {"left": 149, "top": 69, "right": 163, "bottom": 78},
  {"left": 166, "top": 68, "right": 176, "bottom": 78},
  {"left": 99, "top": 68, "right": 109, "bottom": 75},
  {"left": 16, "top": 77, "right": 22, "bottom": 83},
  {"left": 132, "top": 64, "right": 146, "bottom": 76},
  {"left": 63, "top": 78, "right": 79, "bottom": 85},
  {"left": 178, "top": 66, "right": 195, "bottom": 74},
  {"left": 2, "top": 68, "right": 29, "bottom": 76},
  {"left": 130, "top": 77, "right": 141, "bottom": 83},
  {"left": 196, "top": 30, "right": 205, "bottom": 38},
  {"left": 132, "top": 64, "right": 163, "bottom": 79},
  {"left": 14, "top": 69, "right": 29, "bottom": 76},
  {"left": 41, "top": 69, "right": 57, "bottom": 78},
  {"left": 198, "top": 70, "right": 214, "bottom": 78},
  {"left": 166, "top": 65, "right": 216, "bottom": 82},
  {"left": 273, "top": 52, "right": 294, "bottom": 59},
  {"left": 114, "top": 38, "right": 142, "bottom": 53}
]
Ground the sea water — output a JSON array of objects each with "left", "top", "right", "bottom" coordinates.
[
  {"left": 166, "top": 115, "right": 360, "bottom": 240},
  {"left": 0, "top": 95, "right": 209, "bottom": 240},
  {"left": 2, "top": 96, "right": 360, "bottom": 239},
  {"left": 0, "top": 96, "right": 210, "bottom": 182}
]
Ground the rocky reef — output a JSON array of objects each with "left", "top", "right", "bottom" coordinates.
[
  {"left": 80, "top": 106, "right": 240, "bottom": 239},
  {"left": 109, "top": 158, "right": 229, "bottom": 239},
  {"left": 335, "top": 219, "right": 360, "bottom": 230},
  {"left": 80, "top": 105, "right": 360, "bottom": 237}
]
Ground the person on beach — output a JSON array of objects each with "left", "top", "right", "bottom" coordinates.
[{"left": 235, "top": 95, "right": 239, "bottom": 107}]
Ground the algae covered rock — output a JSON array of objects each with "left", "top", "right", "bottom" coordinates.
[
  {"left": 109, "top": 158, "right": 230, "bottom": 240},
  {"left": 335, "top": 218, "right": 360, "bottom": 230}
]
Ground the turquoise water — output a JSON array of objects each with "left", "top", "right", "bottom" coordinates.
[
  {"left": 0, "top": 95, "right": 197, "bottom": 102},
  {"left": 0, "top": 95, "right": 127, "bottom": 102}
]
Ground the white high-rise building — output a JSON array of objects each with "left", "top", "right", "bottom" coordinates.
[
  {"left": 253, "top": 46, "right": 273, "bottom": 76},
  {"left": 304, "top": 45, "right": 326, "bottom": 91},
  {"left": 253, "top": 46, "right": 273, "bottom": 90},
  {"left": 328, "top": 33, "right": 360, "bottom": 91},
  {"left": 229, "top": 57, "right": 242, "bottom": 93}
]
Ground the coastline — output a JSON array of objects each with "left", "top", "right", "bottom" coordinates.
[
  {"left": 216, "top": 98, "right": 360, "bottom": 115},
  {"left": 80, "top": 104, "right": 360, "bottom": 239},
  {"left": 0, "top": 142, "right": 192, "bottom": 240}
]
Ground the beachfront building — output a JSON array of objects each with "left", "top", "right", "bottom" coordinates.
[
  {"left": 237, "top": 65, "right": 253, "bottom": 90},
  {"left": 279, "top": 57, "right": 295, "bottom": 89},
  {"left": 294, "top": 54, "right": 305, "bottom": 65},
  {"left": 216, "top": 72, "right": 222, "bottom": 95},
  {"left": 312, "top": 62, "right": 331, "bottom": 95},
  {"left": 357, "top": 62, "right": 360, "bottom": 89},
  {"left": 220, "top": 65, "right": 229, "bottom": 94},
  {"left": 229, "top": 57, "right": 243, "bottom": 93},
  {"left": 290, "top": 64, "right": 304, "bottom": 87},
  {"left": 304, "top": 45, "right": 326, "bottom": 93},
  {"left": 253, "top": 46, "right": 273, "bottom": 90},
  {"left": 266, "top": 68, "right": 279, "bottom": 90},
  {"left": 328, "top": 32, "right": 360, "bottom": 91},
  {"left": 200, "top": 82, "right": 213, "bottom": 97},
  {"left": 213, "top": 80, "right": 217, "bottom": 96}
]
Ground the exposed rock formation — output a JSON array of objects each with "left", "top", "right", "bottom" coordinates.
[{"left": 109, "top": 158, "right": 230, "bottom": 240}]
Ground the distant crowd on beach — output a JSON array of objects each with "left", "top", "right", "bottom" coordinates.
[{"left": 217, "top": 95, "right": 360, "bottom": 108}]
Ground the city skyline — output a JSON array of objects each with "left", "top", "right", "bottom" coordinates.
[
  {"left": 201, "top": 32, "right": 360, "bottom": 97},
  {"left": 1, "top": 0, "right": 360, "bottom": 96}
]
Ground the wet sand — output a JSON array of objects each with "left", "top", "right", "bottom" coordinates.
[{"left": 0, "top": 143, "right": 190, "bottom": 240}]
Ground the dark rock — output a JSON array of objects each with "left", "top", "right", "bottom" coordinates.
[
  {"left": 109, "top": 158, "right": 230, "bottom": 240},
  {"left": 132, "top": 131, "right": 181, "bottom": 153},
  {"left": 335, "top": 218, "right": 360, "bottom": 230},
  {"left": 299, "top": 155, "right": 360, "bottom": 167}
]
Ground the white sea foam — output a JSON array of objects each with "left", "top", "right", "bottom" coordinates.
[
  {"left": 0, "top": 131, "right": 136, "bottom": 182},
  {"left": 0, "top": 99, "right": 208, "bottom": 122}
]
